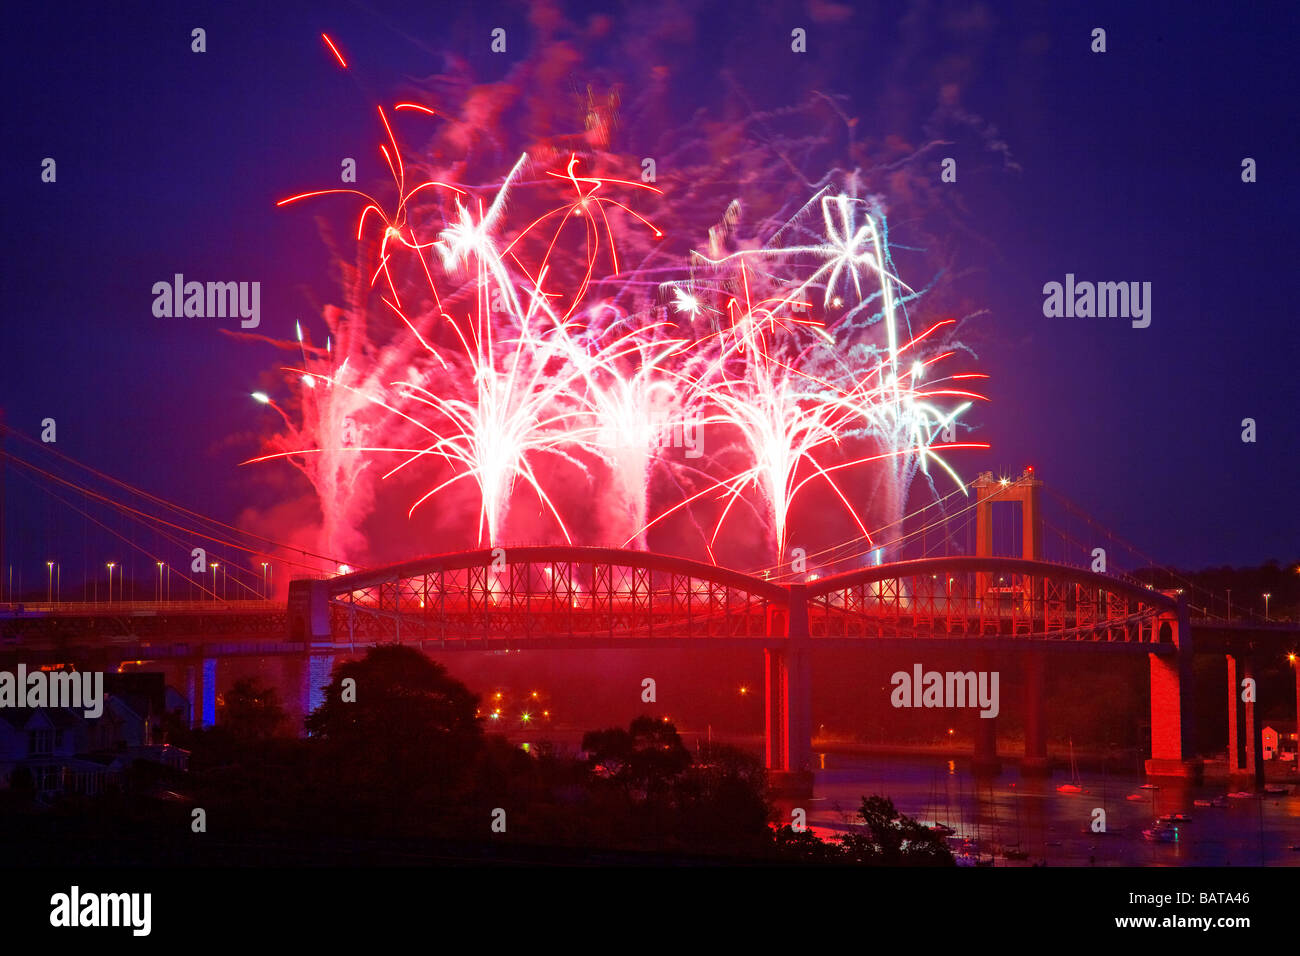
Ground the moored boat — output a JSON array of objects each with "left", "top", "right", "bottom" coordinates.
[
  {"left": 1057, "top": 739, "right": 1084, "bottom": 793},
  {"left": 1142, "top": 824, "right": 1178, "bottom": 842}
]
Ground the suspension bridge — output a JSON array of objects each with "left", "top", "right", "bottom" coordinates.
[{"left": 1, "top": 428, "right": 1297, "bottom": 795}]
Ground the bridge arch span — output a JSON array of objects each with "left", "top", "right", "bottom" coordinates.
[
  {"left": 806, "top": 555, "right": 1177, "bottom": 643},
  {"left": 297, "top": 545, "right": 788, "bottom": 647}
]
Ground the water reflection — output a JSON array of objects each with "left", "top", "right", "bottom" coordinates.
[{"left": 796, "top": 754, "right": 1300, "bottom": 866}]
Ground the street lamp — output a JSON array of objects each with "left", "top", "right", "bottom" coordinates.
[
  {"left": 1264, "top": 593, "right": 1272, "bottom": 621},
  {"left": 47, "top": 561, "right": 53, "bottom": 603},
  {"left": 106, "top": 563, "right": 116, "bottom": 605},
  {"left": 157, "top": 562, "right": 165, "bottom": 602},
  {"left": 261, "top": 562, "right": 269, "bottom": 599},
  {"left": 211, "top": 563, "right": 219, "bottom": 602},
  {"left": 1226, "top": 588, "right": 1232, "bottom": 623}
]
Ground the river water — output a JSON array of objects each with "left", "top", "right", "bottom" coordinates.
[
  {"left": 143, "top": 653, "right": 1300, "bottom": 866},
  {"left": 798, "top": 753, "right": 1300, "bottom": 866}
]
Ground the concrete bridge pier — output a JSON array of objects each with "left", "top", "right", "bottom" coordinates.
[
  {"left": 765, "top": 587, "right": 813, "bottom": 798},
  {"left": 764, "top": 646, "right": 812, "bottom": 784},
  {"left": 185, "top": 653, "right": 216, "bottom": 729},
  {"left": 1225, "top": 653, "right": 1266, "bottom": 790},
  {"left": 1021, "top": 647, "right": 1049, "bottom": 775},
  {"left": 283, "top": 650, "right": 335, "bottom": 730},
  {"left": 973, "top": 716, "right": 1000, "bottom": 775},
  {"left": 1144, "top": 598, "right": 1202, "bottom": 780},
  {"left": 1227, "top": 654, "right": 1241, "bottom": 775},
  {"left": 972, "top": 650, "right": 1001, "bottom": 775},
  {"left": 1243, "top": 655, "right": 1266, "bottom": 791}
]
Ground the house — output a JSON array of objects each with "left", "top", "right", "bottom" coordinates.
[
  {"left": 1263, "top": 720, "right": 1297, "bottom": 761},
  {"left": 0, "top": 677, "right": 187, "bottom": 800},
  {"left": 0, "top": 707, "right": 107, "bottom": 797}
]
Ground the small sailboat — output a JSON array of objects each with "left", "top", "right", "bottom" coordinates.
[
  {"left": 1144, "top": 786, "right": 1175, "bottom": 842},
  {"left": 1003, "top": 785, "right": 1030, "bottom": 860},
  {"left": 1057, "top": 739, "right": 1083, "bottom": 793},
  {"left": 923, "top": 769, "right": 957, "bottom": 835},
  {"left": 1143, "top": 823, "right": 1179, "bottom": 842}
]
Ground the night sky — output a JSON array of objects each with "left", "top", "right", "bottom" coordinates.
[{"left": 3, "top": 0, "right": 1297, "bottom": 591}]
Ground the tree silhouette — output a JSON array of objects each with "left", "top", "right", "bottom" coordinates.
[
  {"left": 838, "top": 795, "right": 954, "bottom": 865},
  {"left": 305, "top": 646, "right": 483, "bottom": 808},
  {"left": 582, "top": 715, "right": 691, "bottom": 798},
  {"left": 218, "top": 678, "right": 286, "bottom": 741}
]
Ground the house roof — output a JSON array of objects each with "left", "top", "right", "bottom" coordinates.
[{"left": 0, "top": 707, "right": 87, "bottom": 731}]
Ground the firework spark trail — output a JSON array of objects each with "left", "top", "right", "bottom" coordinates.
[
  {"left": 247, "top": 35, "right": 990, "bottom": 567},
  {"left": 632, "top": 187, "right": 989, "bottom": 566},
  {"left": 263, "top": 102, "right": 676, "bottom": 547},
  {"left": 552, "top": 309, "right": 692, "bottom": 548}
]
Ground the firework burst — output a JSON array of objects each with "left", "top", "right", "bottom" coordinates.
[{"left": 245, "top": 35, "right": 989, "bottom": 569}]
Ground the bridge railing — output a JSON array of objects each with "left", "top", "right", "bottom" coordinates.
[
  {"left": 323, "top": 559, "right": 782, "bottom": 643},
  {"left": 808, "top": 565, "right": 1173, "bottom": 643},
  {"left": 0, "top": 600, "right": 283, "bottom": 615}
]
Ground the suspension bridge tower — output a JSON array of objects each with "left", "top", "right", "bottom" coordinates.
[{"left": 972, "top": 467, "right": 1045, "bottom": 774}]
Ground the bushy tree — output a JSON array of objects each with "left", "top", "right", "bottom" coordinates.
[
  {"left": 838, "top": 795, "right": 954, "bottom": 866},
  {"left": 581, "top": 715, "right": 691, "bottom": 798},
  {"left": 218, "top": 678, "right": 286, "bottom": 740},
  {"left": 305, "top": 646, "right": 483, "bottom": 805}
]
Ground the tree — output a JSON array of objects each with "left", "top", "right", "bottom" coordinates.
[
  {"left": 218, "top": 678, "right": 286, "bottom": 740},
  {"left": 305, "top": 646, "right": 483, "bottom": 804},
  {"left": 582, "top": 716, "right": 691, "bottom": 798},
  {"left": 771, "top": 824, "right": 844, "bottom": 863},
  {"left": 838, "top": 795, "right": 954, "bottom": 866},
  {"left": 676, "top": 742, "right": 771, "bottom": 848}
]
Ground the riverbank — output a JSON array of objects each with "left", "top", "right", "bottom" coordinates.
[{"left": 813, "top": 738, "right": 1300, "bottom": 783}]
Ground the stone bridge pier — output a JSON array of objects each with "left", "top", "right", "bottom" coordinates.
[{"left": 1144, "top": 596, "right": 1202, "bottom": 780}]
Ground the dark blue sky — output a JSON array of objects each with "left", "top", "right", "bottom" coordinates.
[{"left": 3, "top": 0, "right": 1297, "bottom": 587}]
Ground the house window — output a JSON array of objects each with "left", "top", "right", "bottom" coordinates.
[{"left": 29, "top": 730, "right": 53, "bottom": 756}]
